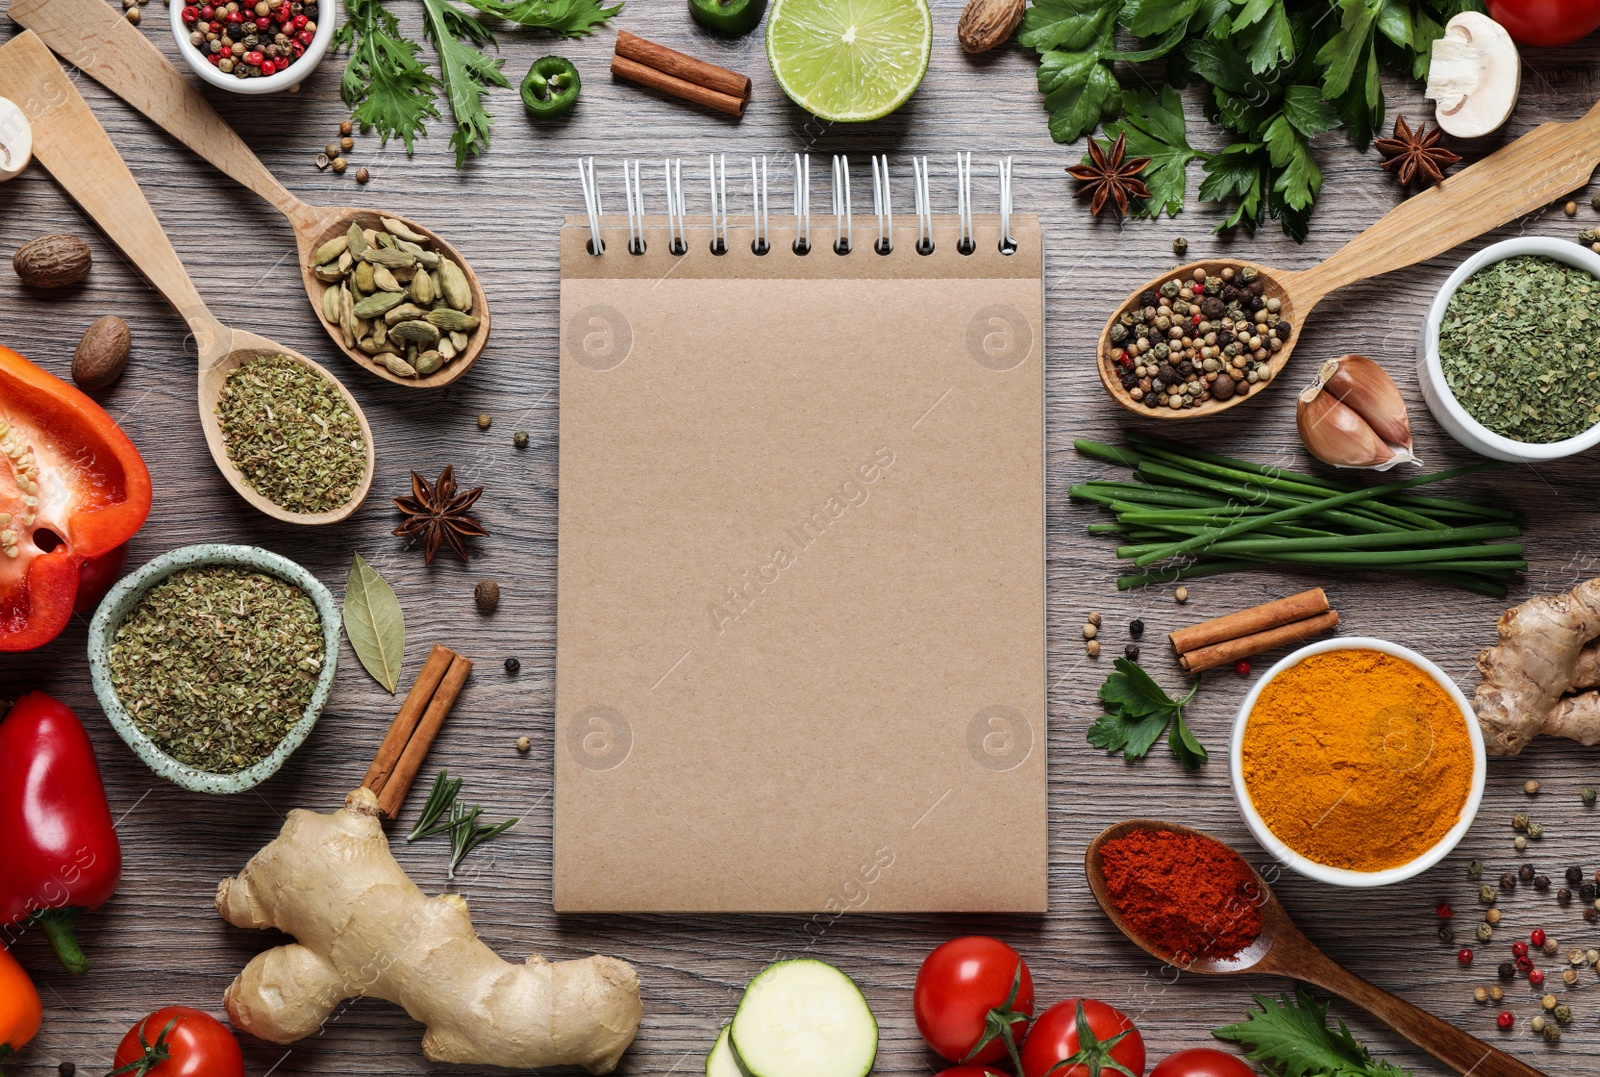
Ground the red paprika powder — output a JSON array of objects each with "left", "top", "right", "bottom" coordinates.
[{"left": 1099, "top": 829, "right": 1263, "bottom": 963}]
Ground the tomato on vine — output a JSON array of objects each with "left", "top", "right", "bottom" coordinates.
[
  {"left": 1020, "top": 999, "right": 1145, "bottom": 1077},
  {"left": 1149, "top": 1048, "right": 1256, "bottom": 1077},
  {"left": 914, "top": 937, "right": 1035, "bottom": 1066},
  {"left": 109, "top": 1008, "right": 244, "bottom": 1077}
]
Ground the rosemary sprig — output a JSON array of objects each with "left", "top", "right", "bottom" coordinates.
[
  {"left": 407, "top": 770, "right": 464, "bottom": 842},
  {"left": 406, "top": 769, "right": 518, "bottom": 877}
]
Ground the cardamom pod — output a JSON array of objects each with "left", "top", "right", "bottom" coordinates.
[
  {"left": 427, "top": 308, "right": 479, "bottom": 332},
  {"left": 385, "top": 303, "right": 430, "bottom": 326},
  {"left": 363, "top": 228, "right": 381, "bottom": 249},
  {"left": 339, "top": 284, "right": 356, "bottom": 349},
  {"left": 354, "top": 291, "right": 407, "bottom": 318},
  {"left": 438, "top": 337, "right": 457, "bottom": 360},
  {"left": 361, "top": 247, "right": 416, "bottom": 269},
  {"left": 414, "top": 249, "right": 441, "bottom": 270},
  {"left": 313, "top": 263, "right": 345, "bottom": 283},
  {"left": 391, "top": 262, "right": 417, "bottom": 283},
  {"left": 382, "top": 217, "right": 429, "bottom": 244},
  {"left": 348, "top": 222, "right": 367, "bottom": 257},
  {"left": 374, "top": 231, "right": 394, "bottom": 249},
  {"left": 438, "top": 258, "right": 471, "bottom": 311},
  {"left": 410, "top": 269, "right": 435, "bottom": 306},
  {"left": 354, "top": 259, "right": 375, "bottom": 295},
  {"left": 321, "top": 284, "right": 341, "bottom": 322},
  {"left": 390, "top": 319, "right": 441, "bottom": 345},
  {"left": 357, "top": 335, "right": 382, "bottom": 354},
  {"left": 337, "top": 249, "right": 354, "bottom": 274},
  {"left": 373, "top": 265, "right": 403, "bottom": 293},
  {"left": 414, "top": 349, "right": 443, "bottom": 375},
  {"left": 313, "top": 235, "right": 349, "bottom": 265},
  {"left": 406, "top": 341, "right": 419, "bottom": 363},
  {"left": 354, "top": 315, "right": 370, "bottom": 340},
  {"left": 449, "top": 330, "right": 469, "bottom": 350},
  {"left": 381, "top": 353, "right": 418, "bottom": 377}
]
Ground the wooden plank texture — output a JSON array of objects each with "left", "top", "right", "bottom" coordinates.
[{"left": 2, "top": 2, "right": 1599, "bottom": 1074}]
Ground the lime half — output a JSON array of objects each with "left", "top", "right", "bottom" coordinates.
[{"left": 766, "top": 0, "right": 932, "bottom": 123}]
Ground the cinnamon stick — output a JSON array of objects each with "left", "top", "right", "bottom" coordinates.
[
  {"left": 1178, "top": 611, "right": 1341, "bottom": 673},
  {"left": 612, "top": 31, "right": 750, "bottom": 117},
  {"left": 362, "top": 643, "right": 455, "bottom": 796},
  {"left": 377, "top": 652, "right": 473, "bottom": 819},
  {"left": 1168, "top": 588, "right": 1330, "bottom": 656}
]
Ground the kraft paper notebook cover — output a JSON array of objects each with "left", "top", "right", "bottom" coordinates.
[{"left": 555, "top": 170, "right": 1045, "bottom": 913}]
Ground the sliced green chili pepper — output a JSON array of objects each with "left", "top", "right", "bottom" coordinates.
[
  {"left": 689, "top": 0, "right": 767, "bottom": 35},
  {"left": 520, "top": 56, "right": 580, "bottom": 119}
]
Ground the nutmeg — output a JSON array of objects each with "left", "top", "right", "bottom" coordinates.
[
  {"left": 72, "top": 316, "right": 131, "bottom": 390},
  {"left": 13, "top": 234, "right": 92, "bottom": 288},
  {"left": 474, "top": 579, "right": 500, "bottom": 613},
  {"left": 957, "top": 0, "right": 1025, "bottom": 53}
]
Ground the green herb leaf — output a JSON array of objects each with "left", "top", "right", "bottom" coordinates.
[
  {"left": 1090, "top": 659, "right": 1205, "bottom": 767},
  {"left": 1168, "top": 712, "right": 1209, "bottom": 767},
  {"left": 1101, "top": 86, "right": 1200, "bottom": 218},
  {"left": 343, "top": 553, "right": 405, "bottom": 693},
  {"left": 1315, "top": 0, "right": 1381, "bottom": 101},
  {"left": 1282, "top": 84, "right": 1341, "bottom": 138},
  {"left": 1214, "top": 989, "right": 1414, "bottom": 1077},
  {"left": 1198, "top": 141, "right": 1268, "bottom": 232},
  {"left": 1038, "top": 49, "right": 1122, "bottom": 142},
  {"left": 1087, "top": 708, "right": 1172, "bottom": 760},
  {"left": 420, "top": 0, "right": 510, "bottom": 167},
  {"left": 334, "top": 0, "right": 442, "bottom": 153},
  {"left": 456, "top": 0, "right": 622, "bottom": 34},
  {"left": 1019, "top": 0, "right": 1117, "bottom": 51},
  {"left": 1122, "top": 0, "right": 1201, "bottom": 39},
  {"left": 1264, "top": 113, "right": 1322, "bottom": 213}
]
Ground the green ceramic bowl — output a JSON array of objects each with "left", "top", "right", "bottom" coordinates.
[{"left": 88, "top": 544, "right": 341, "bottom": 794}]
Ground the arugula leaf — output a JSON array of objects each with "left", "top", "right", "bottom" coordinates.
[
  {"left": 456, "top": 0, "right": 622, "bottom": 34},
  {"left": 1038, "top": 51, "right": 1122, "bottom": 142},
  {"left": 1089, "top": 658, "right": 1205, "bottom": 767},
  {"left": 1100, "top": 87, "right": 1200, "bottom": 218},
  {"left": 419, "top": 0, "right": 509, "bottom": 167},
  {"left": 1214, "top": 989, "right": 1414, "bottom": 1077},
  {"left": 335, "top": 0, "right": 442, "bottom": 153}
]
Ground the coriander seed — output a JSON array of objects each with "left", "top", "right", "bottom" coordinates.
[
  {"left": 340, "top": 136, "right": 354, "bottom": 151},
  {"left": 340, "top": 120, "right": 354, "bottom": 136},
  {"left": 1473, "top": 986, "right": 1489, "bottom": 1003},
  {"left": 1524, "top": 779, "right": 1540, "bottom": 795},
  {"left": 477, "top": 413, "right": 492, "bottom": 430},
  {"left": 1490, "top": 985, "right": 1504, "bottom": 1001},
  {"left": 516, "top": 736, "right": 531, "bottom": 753},
  {"left": 331, "top": 157, "right": 347, "bottom": 174},
  {"left": 1086, "top": 639, "right": 1101, "bottom": 658},
  {"left": 1088, "top": 611, "right": 1102, "bottom": 626},
  {"left": 325, "top": 141, "right": 342, "bottom": 157},
  {"left": 1082, "top": 623, "right": 1098, "bottom": 639},
  {"left": 1175, "top": 586, "right": 1188, "bottom": 603},
  {"left": 356, "top": 168, "right": 370, "bottom": 184}
]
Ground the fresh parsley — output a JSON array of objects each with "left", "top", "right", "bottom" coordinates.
[
  {"left": 1214, "top": 989, "right": 1414, "bottom": 1077},
  {"left": 1086, "top": 657, "right": 1207, "bottom": 768}
]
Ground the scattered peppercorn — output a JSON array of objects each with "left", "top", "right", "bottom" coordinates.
[
  {"left": 1524, "top": 779, "right": 1540, "bottom": 795},
  {"left": 1593, "top": 192, "right": 1600, "bottom": 211},
  {"left": 1514, "top": 836, "right": 1528, "bottom": 851},
  {"left": 516, "top": 736, "right": 531, "bottom": 753},
  {"left": 340, "top": 119, "right": 353, "bottom": 136},
  {"left": 513, "top": 429, "right": 529, "bottom": 448},
  {"left": 1437, "top": 901, "right": 1454, "bottom": 918},
  {"left": 1531, "top": 929, "right": 1546, "bottom": 947},
  {"left": 1497, "top": 1011, "right": 1514, "bottom": 1030},
  {"left": 331, "top": 158, "right": 347, "bottom": 174},
  {"left": 1514, "top": 942, "right": 1530, "bottom": 958},
  {"left": 1567, "top": 865, "right": 1585, "bottom": 885},
  {"left": 1559, "top": 887, "right": 1572, "bottom": 905},
  {"left": 1565, "top": 201, "right": 1578, "bottom": 217},
  {"left": 474, "top": 579, "right": 500, "bottom": 613},
  {"left": 1531, "top": 1015, "right": 1547, "bottom": 1033},
  {"left": 1555, "top": 1004, "right": 1572, "bottom": 1025},
  {"left": 1458, "top": 947, "right": 1474, "bottom": 966},
  {"left": 477, "top": 412, "right": 492, "bottom": 429},
  {"left": 1513, "top": 812, "right": 1530, "bottom": 831},
  {"left": 126, "top": 7, "right": 140, "bottom": 22},
  {"left": 1439, "top": 924, "right": 1456, "bottom": 943},
  {"left": 1477, "top": 922, "right": 1494, "bottom": 942},
  {"left": 1563, "top": 968, "right": 1579, "bottom": 985},
  {"left": 1542, "top": 993, "right": 1558, "bottom": 1011},
  {"left": 1173, "top": 237, "right": 1189, "bottom": 257},
  {"left": 1583, "top": 787, "right": 1597, "bottom": 807},
  {"left": 1543, "top": 1023, "right": 1561, "bottom": 1043},
  {"left": 1529, "top": 968, "right": 1546, "bottom": 987},
  {"left": 1490, "top": 985, "right": 1504, "bottom": 1001},
  {"left": 356, "top": 167, "right": 370, "bottom": 184},
  {"left": 1569, "top": 949, "right": 1585, "bottom": 965},
  {"left": 1499, "top": 961, "right": 1517, "bottom": 981},
  {"left": 1588, "top": 907, "right": 1600, "bottom": 923},
  {"left": 1234, "top": 659, "right": 1251, "bottom": 675},
  {"left": 1589, "top": 949, "right": 1600, "bottom": 964},
  {"left": 324, "top": 141, "right": 341, "bottom": 157},
  {"left": 1124, "top": 644, "right": 1140, "bottom": 660},
  {"left": 1501, "top": 872, "right": 1519, "bottom": 891},
  {"left": 1480, "top": 883, "right": 1498, "bottom": 904},
  {"left": 1535, "top": 874, "right": 1551, "bottom": 891},
  {"left": 1544, "top": 938, "right": 1560, "bottom": 956},
  {"left": 1083, "top": 623, "right": 1099, "bottom": 639},
  {"left": 1583, "top": 882, "right": 1598, "bottom": 902},
  {"left": 1129, "top": 618, "right": 1145, "bottom": 638},
  {"left": 1528, "top": 821, "right": 1545, "bottom": 839},
  {"left": 1086, "top": 639, "right": 1101, "bottom": 658},
  {"left": 1468, "top": 859, "right": 1484, "bottom": 877},
  {"left": 1486, "top": 908, "right": 1502, "bottom": 924},
  {"left": 1175, "top": 586, "right": 1189, "bottom": 603},
  {"left": 504, "top": 657, "right": 520, "bottom": 674},
  {"left": 1473, "top": 986, "right": 1489, "bottom": 1002},
  {"left": 58, "top": 1065, "right": 74, "bottom": 1077}
]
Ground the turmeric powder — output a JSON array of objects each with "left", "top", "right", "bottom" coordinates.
[{"left": 1241, "top": 648, "right": 1473, "bottom": 872}]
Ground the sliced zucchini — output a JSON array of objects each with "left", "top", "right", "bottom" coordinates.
[
  {"left": 730, "top": 959, "right": 877, "bottom": 1077},
  {"left": 707, "top": 1025, "right": 741, "bottom": 1077}
]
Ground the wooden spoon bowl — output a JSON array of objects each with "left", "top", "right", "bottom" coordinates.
[
  {"left": 1085, "top": 820, "right": 1549, "bottom": 1077},
  {"left": 0, "top": 31, "right": 374, "bottom": 525},
  {"left": 10, "top": 0, "right": 490, "bottom": 390},
  {"left": 1094, "top": 96, "right": 1600, "bottom": 419}
]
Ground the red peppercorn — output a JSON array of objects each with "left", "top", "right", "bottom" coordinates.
[
  {"left": 201, "top": 3, "right": 214, "bottom": 13},
  {"left": 1512, "top": 942, "right": 1529, "bottom": 957},
  {"left": 291, "top": 40, "right": 305, "bottom": 54},
  {"left": 1436, "top": 902, "right": 1453, "bottom": 919},
  {"left": 1516, "top": 955, "right": 1535, "bottom": 973},
  {"left": 292, "top": 12, "right": 305, "bottom": 25},
  {"left": 218, "top": 45, "right": 231, "bottom": 56},
  {"left": 1529, "top": 969, "right": 1545, "bottom": 987},
  {"left": 227, "top": 10, "right": 242, "bottom": 21},
  {"left": 182, "top": 5, "right": 198, "bottom": 20},
  {"left": 296, "top": 29, "right": 312, "bottom": 43},
  {"left": 207, "top": 51, "right": 220, "bottom": 63},
  {"left": 1530, "top": 929, "right": 1546, "bottom": 947},
  {"left": 1457, "top": 948, "right": 1474, "bottom": 966},
  {"left": 1234, "top": 659, "right": 1251, "bottom": 676},
  {"left": 1497, "top": 1012, "right": 1514, "bottom": 1030}
]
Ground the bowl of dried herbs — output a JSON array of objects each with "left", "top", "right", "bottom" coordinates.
[
  {"left": 87, "top": 544, "right": 340, "bottom": 794},
  {"left": 1419, "top": 236, "right": 1600, "bottom": 462}
]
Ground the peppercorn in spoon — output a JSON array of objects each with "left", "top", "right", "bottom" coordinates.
[
  {"left": 0, "top": 32, "right": 374, "bottom": 526},
  {"left": 10, "top": 0, "right": 491, "bottom": 390},
  {"left": 1085, "top": 820, "right": 1549, "bottom": 1077},
  {"left": 1097, "top": 95, "right": 1600, "bottom": 419}
]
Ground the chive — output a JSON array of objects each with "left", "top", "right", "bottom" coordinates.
[{"left": 1188, "top": 524, "right": 1522, "bottom": 556}]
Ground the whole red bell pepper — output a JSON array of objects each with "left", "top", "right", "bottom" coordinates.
[
  {"left": 0, "top": 344, "right": 151, "bottom": 651},
  {"left": 0, "top": 693, "right": 122, "bottom": 975}
]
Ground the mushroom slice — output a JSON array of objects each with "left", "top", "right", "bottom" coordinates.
[{"left": 1426, "top": 11, "right": 1521, "bottom": 138}]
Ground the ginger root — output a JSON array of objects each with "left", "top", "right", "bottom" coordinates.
[
  {"left": 1475, "top": 577, "right": 1600, "bottom": 756},
  {"left": 216, "top": 788, "right": 641, "bottom": 1072}
]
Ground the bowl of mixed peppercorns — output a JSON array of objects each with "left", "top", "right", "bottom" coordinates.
[{"left": 171, "top": 0, "right": 336, "bottom": 94}]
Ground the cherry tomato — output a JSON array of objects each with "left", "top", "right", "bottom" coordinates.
[
  {"left": 936, "top": 1069, "right": 1011, "bottom": 1077},
  {"left": 1149, "top": 1048, "right": 1257, "bottom": 1077},
  {"left": 111, "top": 1007, "right": 244, "bottom": 1077},
  {"left": 1485, "top": 0, "right": 1600, "bottom": 46},
  {"left": 74, "top": 542, "right": 129, "bottom": 615},
  {"left": 1021, "top": 999, "right": 1145, "bottom": 1077},
  {"left": 914, "top": 937, "right": 1035, "bottom": 1064}
]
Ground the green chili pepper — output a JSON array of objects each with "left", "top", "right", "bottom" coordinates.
[
  {"left": 520, "top": 56, "right": 580, "bottom": 119},
  {"left": 689, "top": 0, "right": 767, "bottom": 35}
]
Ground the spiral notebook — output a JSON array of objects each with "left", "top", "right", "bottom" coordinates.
[{"left": 554, "top": 156, "right": 1046, "bottom": 913}]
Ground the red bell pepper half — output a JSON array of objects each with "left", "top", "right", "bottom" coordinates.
[
  {"left": 0, "top": 693, "right": 122, "bottom": 975},
  {"left": 0, "top": 344, "right": 151, "bottom": 651}
]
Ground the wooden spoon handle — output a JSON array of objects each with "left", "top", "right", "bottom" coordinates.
[
  {"left": 0, "top": 32, "right": 227, "bottom": 349},
  {"left": 1290, "top": 99, "right": 1600, "bottom": 306},
  {"left": 7, "top": 0, "right": 316, "bottom": 229},
  {"left": 1296, "top": 950, "right": 1550, "bottom": 1077}
]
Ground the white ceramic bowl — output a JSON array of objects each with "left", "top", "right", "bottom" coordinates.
[
  {"left": 1418, "top": 236, "right": 1600, "bottom": 462},
  {"left": 170, "top": 0, "right": 338, "bottom": 95},
  {"left": 1229, "top": 636, "right": 1486, "bottom": 888}
]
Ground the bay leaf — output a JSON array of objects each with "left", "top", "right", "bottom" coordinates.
[{"left": 343, "top": 553, "right": 404, "bottom": 693}]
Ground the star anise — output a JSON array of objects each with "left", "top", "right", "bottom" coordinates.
[
  {"left": 392, "top": 466, "right": 486, "bottom": 564},
  {"left": 1374, "top": 115, "right": 1460, "bottom": 188},
  {"left": 1066, "top": 132, "right": 1152, "bottom": 218}
]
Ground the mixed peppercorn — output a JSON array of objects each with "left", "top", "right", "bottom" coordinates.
[
  {"left": 181, "top": 0, "right": 318, "bottom": 79},
  {"left": 1104, "top": 265, "right": 1292, "bottom": 411}
]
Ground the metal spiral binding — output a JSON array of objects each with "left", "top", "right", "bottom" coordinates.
[
  {"left": 708, "top": 154, "right": 729, "bottom": 255},
  {"left": 998, "top": 156, "right": 1016, "bottom": 254},
  {"left": 792, "top": 152, "right": 811, "bottom": 254},
  {"left": 870, "top": 155, "right": 893, "bottom": 255},
  {"left": 664, "top": 158, "right": 686, "bottom": 256},
  {"left": 911, "top": 156, "right": 933, "bottom": 255},
  {"left": 623, "top": 160, "right": 646, "bottom": 255},
  {"left": 579, "top": 156, "right": 604, "bottom": 255},
  {"left": 751, "top": 155, "right": 770, "bottom": 255},
  {"left": 832, "top": 155, "right": 852, "bottom": 254},
  {"left": 955, "top": 151, "right": 975, "bottom": 255}
]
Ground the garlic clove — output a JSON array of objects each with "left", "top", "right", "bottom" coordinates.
[
  {"left": 1298, "top": 388, "right": 1401, "bottom": 469},
  {"left": 1320, "top": 354, "right": 1414, "bottom": 452},
  {"left": 1425, "top": 12, "right": 1520, "bottom": 139}
]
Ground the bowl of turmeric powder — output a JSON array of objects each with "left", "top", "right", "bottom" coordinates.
[{"left": 1230, "top": 637, "right": 1485, "bottom": 887}]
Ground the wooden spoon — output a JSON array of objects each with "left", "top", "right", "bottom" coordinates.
[
  {"left": 1085, "top": 820, "right": 1548, "bottom": 1077},
  {"left": 0, "top": 32, "right": 374, "bottom": 526},
  {"left": 9, "top": 0, "right": 490, "bottom": 390},
  {"left": 1098, "top": 99, "right": 1600, "bottom": 419}
]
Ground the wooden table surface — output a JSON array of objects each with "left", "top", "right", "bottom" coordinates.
[{"left": 3, "top": 2, "right": 1600, "bottom": 1074}]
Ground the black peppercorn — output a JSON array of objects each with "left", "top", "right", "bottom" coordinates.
[
  {"left": 1276, "top": 321, "right": 1292, "bottom": 340},
  {"left": 1124, "top": 644, "right": 1140, "bottom": 660},
  {"left": 1129, "top": 619, "right": 1145, "bottom": 639},
  {"left": 1582, "top": 882, "right": 1598, "bottom": 903},
  {"left": 1535, "top": 874, "right": 1551, "bottom": 891},
  {"left": 1499, "top": 961, "right": 1517, "bottom": 981},
  {"left": 60, "top": 1066, "right": 76, "bottom": 1077},
  {"left": 504, "top": 657, "right": 520, "bottom": 674},
  {"left": 1438, "top": 924, "right": 1455, "bottom": 943},
  {"left": 1500, "top": 872, "right": 1518, "bottom": 891},
  {"left": 1140, "top": 290, "right": 1158, "bottom": 308},
  {"left": 1519, "top": 863, "right": 1536, "bottom": 882},
  {"left": 1587, "top": 907, "right": 1600, "bottom": 924},
  {"left": 1559, "top": 887, "right": 1573, "bottom": 904}
]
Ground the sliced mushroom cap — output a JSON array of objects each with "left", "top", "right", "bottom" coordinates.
[{"left": 1426, "top": 11, "right": 1521, "bottom": 138}]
